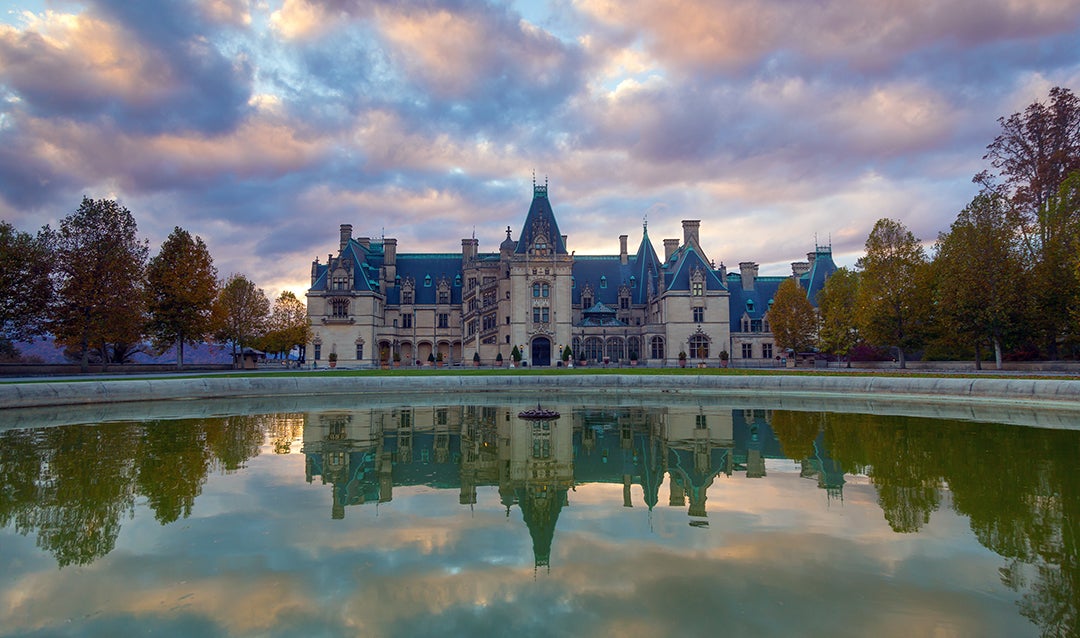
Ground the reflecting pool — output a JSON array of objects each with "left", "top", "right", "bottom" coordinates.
[{"left": 1, "top": 397, "right": 1078, "bottom": 638}]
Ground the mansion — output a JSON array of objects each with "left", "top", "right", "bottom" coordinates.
[{"left": 305, "top": 183, "right": 837, "bottom": 367}]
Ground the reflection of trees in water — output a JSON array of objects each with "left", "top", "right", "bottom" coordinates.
[
  {"left": 0, "top": 415, "right": 278, "bottom": 567},
  {"left": 808, "top": 410, "right": 1079, "bottom": 638}
]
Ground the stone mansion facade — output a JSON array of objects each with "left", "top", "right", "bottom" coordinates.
[{"left": 305, "top": 183, "right": 837, "bottom": 367}]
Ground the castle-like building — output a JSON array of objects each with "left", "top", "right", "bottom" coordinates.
[{"left": 305, "top": 183, "right": 837, "bottom": 367}]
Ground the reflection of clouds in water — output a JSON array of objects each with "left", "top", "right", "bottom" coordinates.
[{"left": 1, "top": 463, "right": 1029, "bottom": 638}]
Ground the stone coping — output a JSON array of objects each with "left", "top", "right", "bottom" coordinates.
[{"left": 4, "top": 373, "right": 1080, "bottom": 410}]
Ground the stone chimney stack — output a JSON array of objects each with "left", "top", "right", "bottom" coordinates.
[
  {"left": 462, "top": 238, "right": 478, "bottom": 266},
  {"left": 664, "top": 238, "right": 680, "bottom": 262},
  {"left": 682, "top": 220, "right": 701, "bottom": 249},
  {"left": 383, "top": 238, "right": 397, "bottom": 285},
  {"left": 791, "top": 261, "right": 811, "bottom": 277},
  {"left": 357, "top": 236, "right": 370, "bottom": 250},
  {"left": 562, "top": 235, "right": 568, "bottom": 251},
  {"left": 311, "top": 259, "right": 319, "bottom": 285},
  {"left": 740, "top": 261, "right": 758, "bottom": 291},
  {"left": 339, "top": 224, "right": 352, "bottom": 253},
  {"left": 807, "top": 251, "right": 817, "bottom": 266},
  {"left": 619, "top": 235, "right": 628, "bottom": 265}
]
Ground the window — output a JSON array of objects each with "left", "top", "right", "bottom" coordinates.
[
  {"left": 693, "top": 307, "right": 704, "bottom": 322},
  {"left": 582, "top": 296, "right": 593, "bottom": 308},
  {"left": 542, "top": 307, "right": 549, "bottom": 322},
  {"left": 689, "top": 334, "right": 709, "bottom": 359},
  {"left": 751, "top": 319, "right": 763, "bottom": 332},
  {"left": 330, "top": 298, "right": 349, "bottom": 317},
  {"left": 600, "top": 276, "right": 607, "bottom": 288},
  {"left": 746, "top": 299, "right": 755, "bottom": 312},
  {"left": 402, "top": 313, "right": 413, "bottom": 329},
  {"left": 424, "top": 275, "right": 432, "bottom": 287},
  {"left": 762, "top": 343, "right": 773, "bottom": 358},
  {"left": 531, "top": 307, "right": 549, "bottom": 323},
  {"left": 695, "top": 414, "right": 707, "bottom": 429},
  {"left": 333, "top": 276, "right": 348, "bottom": 290},
  {"left": 356, "top": 343, "right": 364, "bottom": 359},
  {"left": 630, "top": 276, "right": 636, "bottom": 288},
  {"left": 650, "top": 336, "right": 665, "bottom": 360},
  {"left": 620, "top": 297, "right": 629, "bottom": 310},
  {"left": 402, "top": 291, "right": 414, "bottom": 305},
  {"left": 584, "top": 337, "right": 603, "bottom": 362},
  {"left": 692, "top": 281, "right": 703, "bottom": 296},
  {"left": 314, "top": 344, "right": 321, "bottom": 360},
  {"left": 454, "top": 275, "right": 461, "bottom": 287},
  {"left": 482, "top": 314, "right": 497, "bottom": 331},
  {"left": 533, "top": 282, "right": 550, "bottom": 298},
  {"left": 742, "top": 343, "right": 753, "bottom": 358},
  {"left": 438, "top": 290, "right": 449, "bottom": 304},
  {"left": 438, "top": 313, "right": 449, "bottom": 329}
]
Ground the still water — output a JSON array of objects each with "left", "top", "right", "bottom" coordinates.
[{"left": 1, "top": 397, "right": 1077, "bottom": 638}]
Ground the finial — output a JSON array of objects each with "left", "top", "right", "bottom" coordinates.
[
  {"left": 506, "top": 225, "right": 512, "bottom": 239},
  {"left": 643, "top": 212, "right": 648, "bottom": 231}
]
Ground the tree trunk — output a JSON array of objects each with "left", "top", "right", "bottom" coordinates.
[
  {"left": 177, "top": 336, "right": 185, "bottom": 371},
  {"left": 993, "top": 336, "right": 1003, "bottom": 370},
  {"left": 974, "top": 341, "right": 982, "bottom": 371},
  {"left": 897, "top": 348, "right": 907, "bottom": 369}
]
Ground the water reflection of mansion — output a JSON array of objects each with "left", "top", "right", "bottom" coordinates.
[{"left": 303, "top": 405, "right": 844, "bottom": 568}]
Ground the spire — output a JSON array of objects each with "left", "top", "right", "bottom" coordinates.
[{"left": 516, "top": 179, "right": 564, "bottom": 254}]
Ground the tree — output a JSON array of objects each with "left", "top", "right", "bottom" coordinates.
[
  {"left": 979, "top": 86, "right": 1080, "bottom": 252},
  {"left": 816, "top": 267, "right": 860, "bottom": 366},
  {"left": 933, "top": 193, "right": 1026, "bottom": 369},
  {"left": 855, "top": 218, "right": 930, "bottom": 369},
  {"left": 52, "top": 198, "right": 149, "bottom": 372},
  {"left": 259, "top": 290, "right": 310, "bottom": 358},
  {"left": 0, "top": 221, "right": 54, "bottom": 357},
  {"left": 146, "top": 227, "right": 218, "bottom": 369},
  {"left": 1029, "top": 172, "right": 1080, "bottom": 357},
  {"left": 768, "top": 277, "right": 818, "bottom": 358},
  {"left": 212, "top": 274, "right": 269, "bottom": 366}
]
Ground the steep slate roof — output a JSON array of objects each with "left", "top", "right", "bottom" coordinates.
[
  {"left": 516, "top": 183, "right": 568, "bottom": 255},
  {"left": 800, "top": 246, "right": 838, "bottom": 305},
  {"left": 632, "top": 226, "right": 662, "bottom": 304},
  {"left": 391, "top": 254, "right": 463, "bottom": 305},
  {"left": 661, "top": 243, "right": 726, "bottom": 293},
  {"left": 726, "top": 274, "right": 785, "bottom": 327}
]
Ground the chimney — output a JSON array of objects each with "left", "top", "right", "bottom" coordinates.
[
  {"left": 664, "top": 238, "right": 680, "bottom": 262},
  {"left": 807, "top": 251, "right": 817, "bottom": 266},
  {"left": 619, "top": 235, "right": 628, "bottom": 265},
  {"left": 791, "top": 261, "right": 810, "bottom": 277},
  {"left": 561, "top": 235, "right": 568, "bottom": 251},
  {"left": 462, "top": 238, "right": 478, "bottom": 265},
  {"left": 311, "top": 259, "right": 319, "bottom": 285},
  {"left": 339, "top": 224, "right": 352, "bottom": 253},
  {"left": 383, "top": 238, "right": 397, "bottom": 285},
  {"left": 740, "top": 262, "right": 758, "bottom": 291},
  {"left": 682, "top": 220, "right": 701, "bottom": 249},
  {"left": 719, "top": 262, "right": 727, "bottom": 280},
  {"left": 357, "top": 236, "right": 370, "bottom": 250}
]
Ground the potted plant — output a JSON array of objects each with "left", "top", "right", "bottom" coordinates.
[
  {"left": 719, "top": 349, "right": 729, "bottom": 368},
  {"left": 678, "top": 351, "right": 687, "bottom": 368},
  {"left": 496, "top": 352, "right": 504, "bottom": 367},
  {"left": 629, "top": 350, "right": 638, "bottom": 366},
  {"left": 379, "top": 348, "right": 389, "bottom": 369},
  {"left": 328, "top": 352, "right": 338, "bottom": 368},
  {"left": 436, "top": 351, "right": 444, "bottom": 367},
  {"left": 393, "top": 351, "right": 401, "bottom": 367},
  {"left": 427, "top": 352, "right": 435, "bottom": 366},
  {"left": 510, "top": 345, "right": 522, "bottom": 368},
  {"left": 562, "top": 346, "right": 573, "bottom": 368},
  {"left": 473, "top": 351, "right": 481, "bottom": 367}
]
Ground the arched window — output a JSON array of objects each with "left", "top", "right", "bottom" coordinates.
[
  {"left": 330, "top": 298, "right": 349, "bottom": 317},
  {"left": 689, "top": 334, "right": 709, "bottom": 359},
  {"left": 627, "top": 336, "right": 641, "bottom": 359},
  {"left": 650, "top": 336, "right": 665, "bottom": 360},
  {"left": 583, "top": 337, "right": 603, "bottom": 362},
  {"left": 606, "top": 338, "right": 625, "bottom": 361}
]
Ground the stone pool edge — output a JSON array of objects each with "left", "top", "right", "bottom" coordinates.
[{"left": 4, "top": 374, "right": 1080, "bottom": 411}]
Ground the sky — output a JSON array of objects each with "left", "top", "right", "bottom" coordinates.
[{"left": 2, "top": 0, "right": 1080, "bottom": 298}]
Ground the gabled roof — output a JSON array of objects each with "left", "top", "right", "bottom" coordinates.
[
  {"left": 663, "top": 244, "right": 726, "bottom": 293},
  {"left": 515, "top": 183, "right": 568, "bottom": 255}
]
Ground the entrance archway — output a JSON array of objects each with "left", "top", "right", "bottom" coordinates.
[{"left": 531, "top": 337, "right": 551, "bottom": 367}]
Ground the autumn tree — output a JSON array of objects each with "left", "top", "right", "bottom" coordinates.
[
  {"left": 816, "top": 267, "right": 860, "bottom": 367},
  {"left": 52, "top": 198, "right": 149, "bottom": 372},
  {"left": 259, "top": 291, "right": 311, "bottom": 359},
  {"left": 855, "top": 218, "right": 930, "bottom": 369},
  {"left": 0, "top": 221, "right": 54, "bottom": 359},
  {"left": 213, "top": 274, "right": 270, "bottom": 366},
  {"left": 768, "top": 277, "right": 818, "bottom": 359},
  {"left": 146, "top": 227, "right": 218, "bottom": 369},
  {"left": 933, "top": 193, "right": 1026, "bottom": 369},
  {"left": 978, "top": 87, "right": 1080, "bottom": 357}
]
